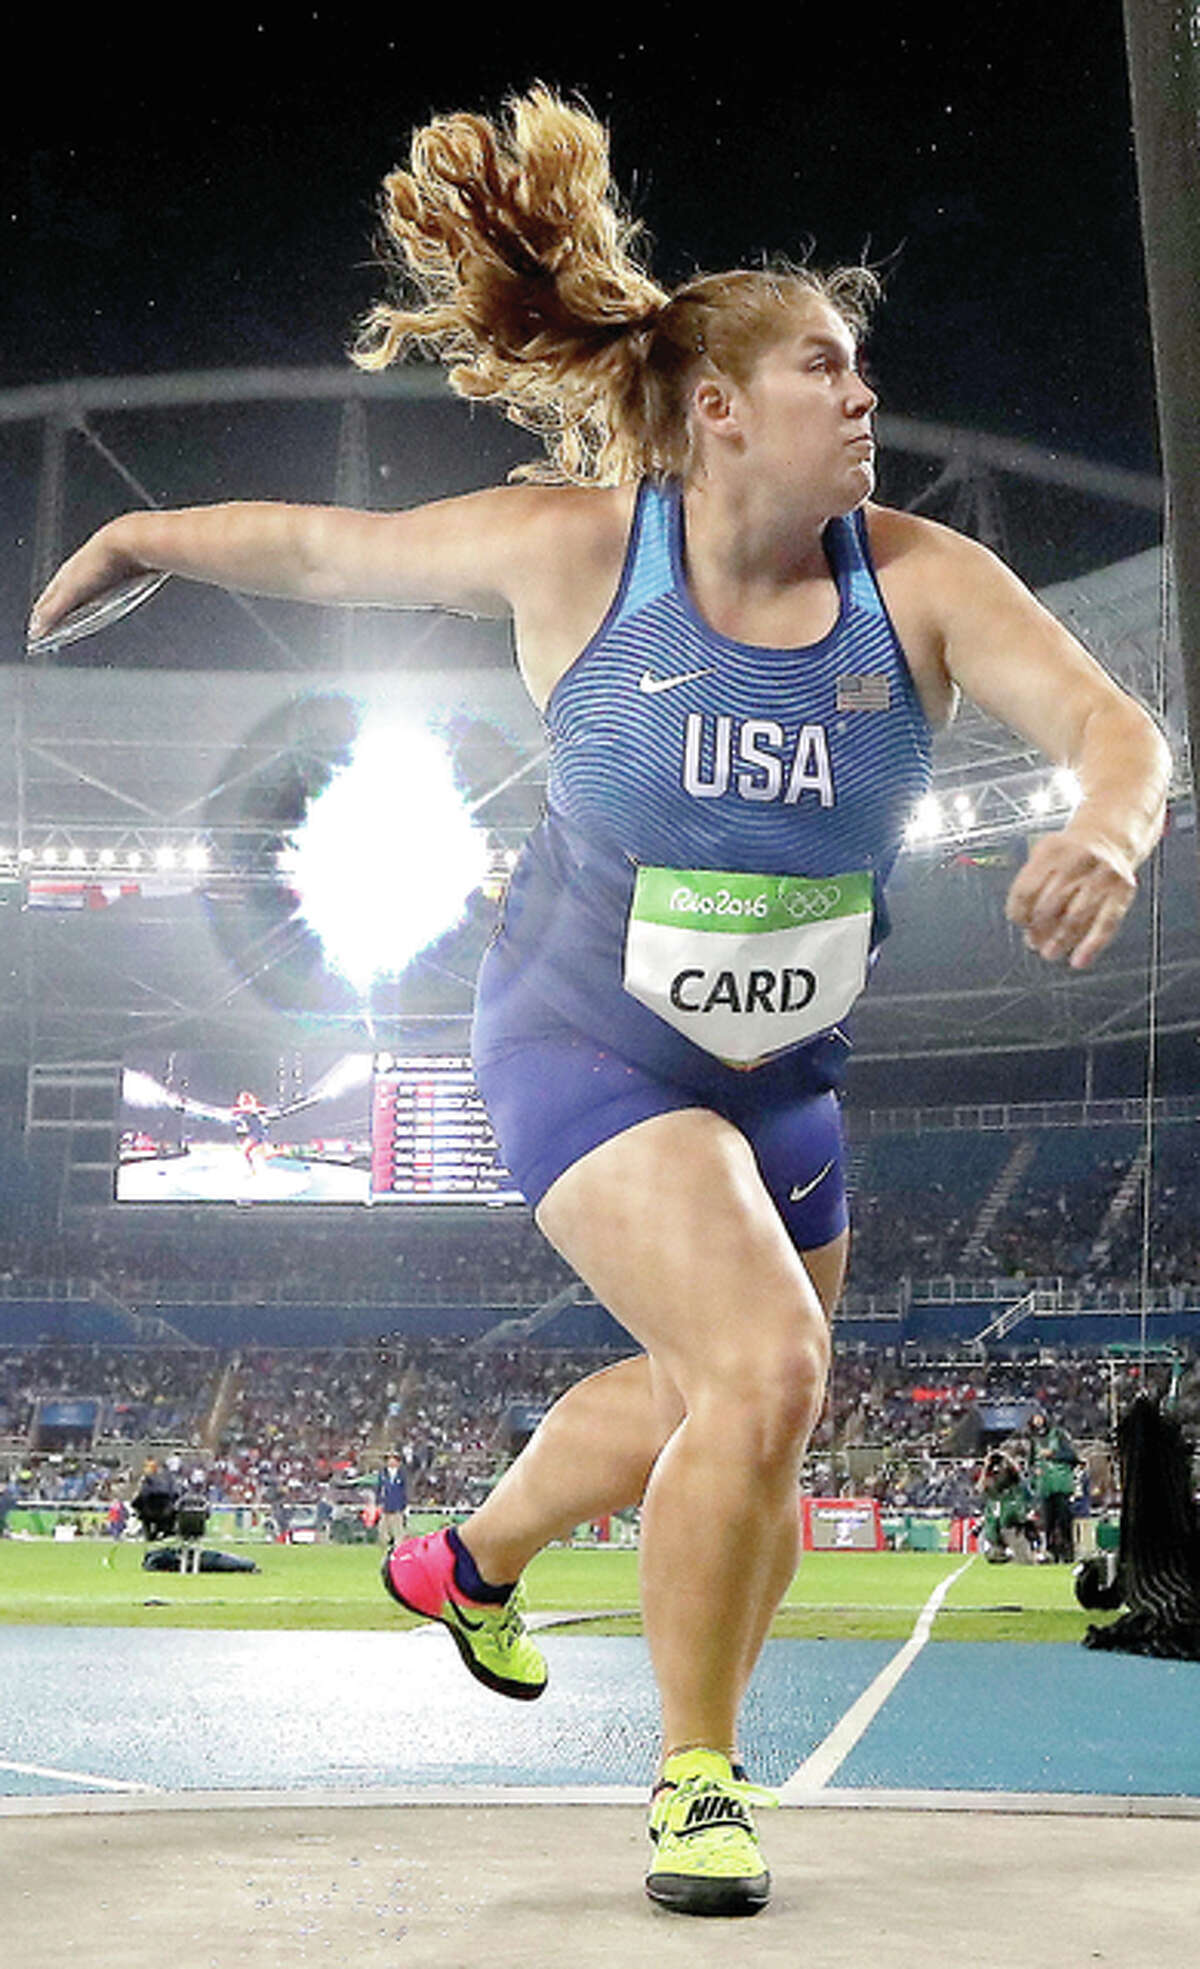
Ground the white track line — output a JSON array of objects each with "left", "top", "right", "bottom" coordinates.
[
  {"left": 5, "top": 1785, "right": 1200, "bottom": 1822},
  {"left": 780, "top": 1557, "right": 974, "bottom": 1800},
  {"left": 0, "top": 1759, "right": 160, "bottom": 1794}
]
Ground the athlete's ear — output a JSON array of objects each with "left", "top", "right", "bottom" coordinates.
[{"left": 690, "top": 372, "right": 741, "bottom": 442}]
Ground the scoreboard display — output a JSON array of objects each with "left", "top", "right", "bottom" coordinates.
[
  {"left": 800, "top": 1497, "right": 885, "bottom": 1551},
  {"left": 371, "top": 1054, "right": 523, "bottom": 1205}
]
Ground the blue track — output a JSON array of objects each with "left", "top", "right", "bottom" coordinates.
[{"left": 3, "top": 1628, "right": 1199, "bottom": 1803}]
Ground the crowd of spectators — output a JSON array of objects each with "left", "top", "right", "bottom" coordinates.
[
  {"left": 0, "top": 1343, "right": 212, "bottom": 1443},
  {"left": 0, "top": 1209, "right": 578, "bottom": 1310},
  {"left": 846, "top": 1137, "right": 1200, "bottom": 1296},
  {"left": 981, "top": 1155, "right": 1133, "bottom": 1282},
  {"left": 1100, "top": 1171, "right": 1200, "bottom": 1292},
  {"left": 0, "top": 1340, "right": 633, "bottom": 1522},
  {"left": 3, "top": 1338, "right": 1194, "bottom": 1533},
  {"left": 823, "top": 1350, "right": 1129, "bottom": 1450},
  {"left": 1, "top": 1115, "right": 1196, "bottom": 1538},
  {"left": 0, "top": 1118, "right": 1196, "bottom": 1313},
  {"left": 845, "top": 1183, "right": 968, "bottom": 1283}
]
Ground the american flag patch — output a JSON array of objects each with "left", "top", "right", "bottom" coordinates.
[{"left": 836, "top": 673, "right": 891, "bottom": 712}]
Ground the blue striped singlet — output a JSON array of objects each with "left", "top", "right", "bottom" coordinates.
[{"left": 474, "top": 479, "right": 932, "bottom": 1094}]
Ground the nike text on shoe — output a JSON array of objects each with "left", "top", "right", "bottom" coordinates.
[
  {"left": 382, "top": 1528, "right": 548, "bottom": 1701},
  {"left": 645, "top": 1748, "right": 776, "bottom": 1916}
]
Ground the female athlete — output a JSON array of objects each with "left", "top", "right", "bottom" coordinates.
[{"left": 29, "top": 87, "right": 1171, "bottom": 1917}]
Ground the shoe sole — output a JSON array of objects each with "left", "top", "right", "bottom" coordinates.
[
  {"left": 645, "top": 1869, "right": 771, "bottom": 1917},
  {"left": 381, "top": 1555, "right": 547, "bottom": 1702}
]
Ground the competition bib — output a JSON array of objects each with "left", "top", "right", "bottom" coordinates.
[{"left": 623, "top": 865, "right": 873, "bottom": 1067}]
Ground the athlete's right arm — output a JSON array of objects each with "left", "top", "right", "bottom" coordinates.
[{"left": 26, "top": 486, "right": 556, "bottom": 644}]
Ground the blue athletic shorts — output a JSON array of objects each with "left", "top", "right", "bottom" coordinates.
[{"left": 473, "top": 958, "right": 849, "bottom": 1255}]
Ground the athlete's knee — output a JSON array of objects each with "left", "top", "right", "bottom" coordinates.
[
  {"left": 529, "top": 1357, "right": 670, "bottom": 1501},
  {"left": 697, "top": 1311, "right": 829, "bottom": 1473},
  {"left": 760, "top": 1326, "right": 830, "bottom": 1458}
]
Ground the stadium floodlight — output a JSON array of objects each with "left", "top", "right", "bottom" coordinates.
[
  {"left": 1052, "top": 767, "right": 1083, "bottom": 809},
  {"left": 278, "top": 714, "right": 490, "bottom": 994},
  {"left": 905, "top": 793, "right": 944, "bottom": 845}
]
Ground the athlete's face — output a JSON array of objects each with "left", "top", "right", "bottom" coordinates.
[{"left": 729, "top": 301, "right": 878, "bottom": 509}]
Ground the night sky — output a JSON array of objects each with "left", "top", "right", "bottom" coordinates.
[{"left": 4, "top": 3, "right": 1160, "bottom": 474}]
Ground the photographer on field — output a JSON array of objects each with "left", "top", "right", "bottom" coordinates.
[
  {"left": 131, "top": 1457, "right": 180, "bottom": 1541},
  {"left": 1030, "top": 1411, "right": 1079, "bottom": 1564},
  {"left": 979, "top": 1448, "right": 1038, "bottom": 1564}
]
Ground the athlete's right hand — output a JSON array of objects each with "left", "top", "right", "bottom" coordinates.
[{"left": 27, "top": 518, "right": 147, "bottom": 648}]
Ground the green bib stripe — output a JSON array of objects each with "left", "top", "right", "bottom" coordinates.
[{"left": 631, "top": 866, "right": 873, "bottom": 935}]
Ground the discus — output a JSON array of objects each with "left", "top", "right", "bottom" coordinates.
[{"left": 26, "top": 570, "right": 170, "bottom": 655}]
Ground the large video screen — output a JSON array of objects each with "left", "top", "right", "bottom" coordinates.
[
  {"left": 116, "top": 1049, "right": 520, "bottom": 1206},
  {"left": 117, "top": 1049, "right": 374, "bottom": 1203},
  {"left": 371, "top": 1054, "right": 522, "bottom": 1205}
]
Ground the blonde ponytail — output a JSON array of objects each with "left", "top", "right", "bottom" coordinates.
[{"left": 354, "top": 87, "right": 880, "bottom": 485}]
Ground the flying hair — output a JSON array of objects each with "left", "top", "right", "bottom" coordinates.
[{"left": 353, "top": 86, "right": 882, "bottom": 485}]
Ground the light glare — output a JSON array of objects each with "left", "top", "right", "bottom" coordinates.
[
  {"left": 280, "top": 720, "right": 489, "bottom": 993},
  {"left": 906, "top": 793, "right": 943, "bottom": 843}
]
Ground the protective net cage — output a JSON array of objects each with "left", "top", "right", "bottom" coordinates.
[{"left": 1077, "top": 1392, "right": 1200, "bottom": 1659}]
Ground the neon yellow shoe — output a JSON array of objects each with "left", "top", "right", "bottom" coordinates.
[
  {"left": 382, "top": 1528, "right": 547, "bottom": 1701},
  {"left": 645, "top": 1748, "right": 777, "bottom": 1916}
]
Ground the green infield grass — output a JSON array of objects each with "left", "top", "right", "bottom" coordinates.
[{"left": 0, "top": 1537, "right": 1095, "bottom": 1643}]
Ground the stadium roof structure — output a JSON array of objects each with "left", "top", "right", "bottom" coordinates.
[{"left": 0, "top": 366, "right": 1195, "bottom": 1083}]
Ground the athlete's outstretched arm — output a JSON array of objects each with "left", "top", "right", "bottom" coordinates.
[
  {"left": 26, "top": 485, "right": 562, "bottom": 644},
  {"left": 903, "top": 514, "right": 1171, "bottom": 970}
]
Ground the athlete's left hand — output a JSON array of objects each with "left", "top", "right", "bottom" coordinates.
[{"left": 1005, "top": 827, "right": 1138, "bottom": 970}]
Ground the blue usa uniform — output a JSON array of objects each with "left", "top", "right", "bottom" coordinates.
[{"left": 473, "top": 479, "right": 931, "bottom": 1242}]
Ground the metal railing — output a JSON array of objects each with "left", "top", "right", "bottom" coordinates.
[{"left": 853, "top": 1094, "right": 1200, "bottom": 1135}]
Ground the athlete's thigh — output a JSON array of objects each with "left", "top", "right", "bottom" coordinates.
[
  {"left": 534, "top": 1106, "right": 826, "bottom": 1398},
  {"left": 556, "top": 1349, "right": 686, "bottom": 1446},
  {"left": 798, "top": 1228, "right": 849, "bottom": 1322},
  {"left": 738, "top": 1089, "right": 849, "bottom": 1255},
  {"left": 733, "top": 1088, "right": 850, "bottom": 1320}
]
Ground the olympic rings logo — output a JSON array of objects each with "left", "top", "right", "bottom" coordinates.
[{"left": 783, "top": 884, "right": 842, "bottom": 920}]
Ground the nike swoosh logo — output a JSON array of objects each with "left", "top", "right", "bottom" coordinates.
[
  {"left": 638, "top": 667, "right": 716, "bottom": 695},
  {"left": 790, "top": 1159, "right": 835, "bottom": 1204}
]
